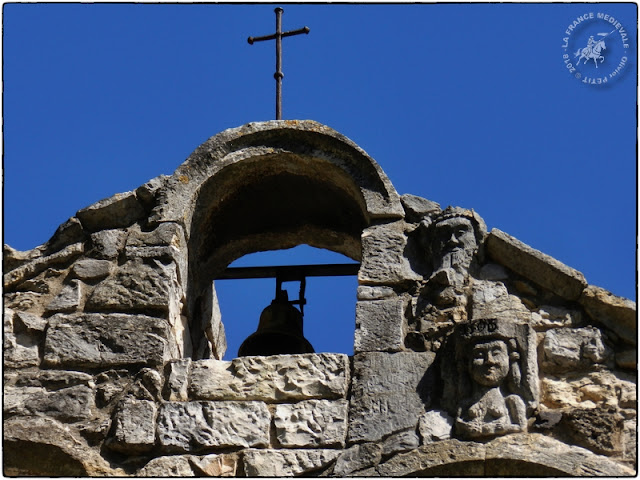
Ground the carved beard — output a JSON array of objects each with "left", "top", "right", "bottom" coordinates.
[{"left": 436, "top": 247, "right": 473, "bottom": 273}]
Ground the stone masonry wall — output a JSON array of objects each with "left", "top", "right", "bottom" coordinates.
[{"left": 3, "top": 121, "right": 637, "bottom": 476}]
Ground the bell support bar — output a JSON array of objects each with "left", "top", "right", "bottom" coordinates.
[{"left": 214, "top": 263, "right": 360, "bottom": 281}]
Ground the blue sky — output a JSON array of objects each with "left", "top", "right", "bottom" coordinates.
[{"left": 3, "top": 3, "right": 636, "bottom": 359}]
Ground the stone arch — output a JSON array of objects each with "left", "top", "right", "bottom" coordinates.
[{"left": 149, "top": 120, "right": 404, "bottom": 358}]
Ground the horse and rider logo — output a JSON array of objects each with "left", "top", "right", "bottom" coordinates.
[{"left": 574, "top": 31, "right": 614, "bottom": 67}]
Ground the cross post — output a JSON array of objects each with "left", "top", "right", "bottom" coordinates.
[{"left": 248, "top": 7, "right": 310, "bottom": 120}]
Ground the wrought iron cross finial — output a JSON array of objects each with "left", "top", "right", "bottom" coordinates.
[{"left": 248, "top": 7, "right": 310, "bottom": 120}]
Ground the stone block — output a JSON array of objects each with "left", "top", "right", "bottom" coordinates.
[
  {"left": 419, "top": 409, "right": 454, "bottom": 443},
  {"left": 470, "top": 280, "right": 532, "bottom": 322},
  {"left": 44, "top": 313, "right": 170, "bottom": 368},
  {"left": 191, "top": 453, "right": 238, "bottom": 477},
  {"left": 381, "top": 429, "right": 420, "bottom": 456},
  {"left": 274, "top": 399, "right": 348, "bottom": 447},
  {"left": 76, "top": 190, "right": 145, "bottom": 232},
  {"left": 400, "top": 194, "right": 441, "bottom": 223},
  {"left": 189, "top": 353, "right": 349, "bottom": 402},
  {"left": 85, "top": 258, "right": 178, "bottom": 314},
  {"left": 4, "top": 384, "right": 94, "bottom": 422},
  {"left": 46, "top": 279, "right": 81, "bottom": 313},
  {"left": 14, "top": 311, "right": 48, "bottom": 332},
  {"left": 138, "top": 456, "right": 195, "bottom": 477},
  {"left": 157, "top": 401, "right": 270, "bottom": 452},
  {"left": 348, "top": 351, "right": 435, "bottom": 443},
  {"left": 580, "top": 285, "right": 637, "bottom": 345},
  {"left": 4, "top": 308, "right": 40, "bottom": 368},
  {"left": 560, "top": 406, "right": 624, "bottom": 455},
  {"left": 354, "top": 298, "right": 404, "bottom": 352},
  {"left": 541, "top": 327, "right": 610, "bottom": 372},
  {"left": 541, "top": 370, "right": 636, "bottom": 409},
  {"left": 89, "top": 229, "right": 127, "bottom": 260},
  {"left": 333, "top": 443, "right": 382, "bottom": 476},
  {"left": 242, "top": 449, "right": 339, "bottom": 477},
  {"left": 359, "top": 221, "right": 421, "bottom": 285},
  {"left": 486, "top": 228, "right": 587, "bottom": 300},
  {"left": 616, "top": 348, "right": 637, "bottom": 369},
  {"left": 356, "top": 285, "right": 395, "bottom": 300},
  {"left": 72, "top": 258, "right": 112, "bottom": 280},
  {"left": 165, "top": 358, "right": 191, "bottom": 401},
  {"left": 531, "top": 305, "right": 580, "bottom": 331},
  {"left": 108, "top": 398, "right": 157, "bottom": 453}
]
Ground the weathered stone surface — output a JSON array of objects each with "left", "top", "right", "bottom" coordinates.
[
  {"left": 470, "top": 280, "right": 532, "bottom": 322},
  {"left": 486, "top": 229, "right": 587, "bottom": 300},
  {"left": 108, "top": 398, "right": 157, "bottom": 453},
  {"left": 541, "top": 327, "right": 610, "bottom": 372},
  {"left": 400, "top": 194, "right": 441, "bottom": 223},
  {"left": 419, "top": 409, "right": 454, "bottom": 443},
  {"left": 44, "top": 313, "right": 170, "bottom": 368},
  {"left": 560, "top": 406, "right": 624, "bottom": 455},
  {"left": 85, "top": 258, "right": 177, "bottom": 313},
  {"left": 135, "top": 174, "right": 168, "bottom": 209},
  {"left": 4, "top": 384, "right": 94, "bottom": 422},
  {"left": 3, "top": 242, "right": 84, "bottom": 290},
  {"left": 44, "top": 216, "right": 86, "bottom": 253},
  {"left": 541, "top": 370, "right": 636, "bottom": 409},
  {"left": 359, "top": 221, "right": 421, "bottom": 285},
  {"left": 76, "top": 190, "right": 145, "bottom": 232},
  {"left": 348, "top": 351, "right": 435, "bottom": 443},
  {"left": 4, "top": 369, "right": 94, "bottom": 390},
  {"left": 354, "top": 298, "right": 404, "bottom": 352},
  {"left": 4, "top": 308, "right": 40, "bottom": 368},
  {"left": 485, "top": 433, "right": 635, "bottom": 476},
  {"left": 191, "top": 453, "right": 238, "bottom": 477},
  {"left": 189, "top": 353, "right": 349, "bottom": 402},
  {"left": 138, "top": 455, "right": 195, "bottom": 477},
  {"left": 616, "top": 348, "right": 637, "bottom": 369},
  {"left": 478, "top": 263, "right": 509, "bottom": 281},
  {"left": 376, "top": 439, "right": 486, "bottom": 477},
  {"left": 531, "top": 304, "right": 581, "bottom": 331},
  {"left": 157, "top": 401, "right": 270, "bottom": 452},
  {"left": 356, "top": 285, "right": 395, "bottom": 300},
  {"left": 580, "top": 285, "right": 637, "bottom": 345},
  {"left": 45, "top": 279, "right": 81, "bottom": 313},
  {"left": 243, "top": 449, "right": 339, "bottom": 477},
  {"left": 274, "top": 399, "right": 348, "bottom": 447},
  {"left": 333, "top": 443, "right": 382, "bottom": 476},
  {"left": 89, "top": 229, "right": 127, "bottom": 259},
  {"left": 14, "top": 311, "right": 48, "bottom": 332},
  {"left": 4, "top": 416, "right": 122, "bottom": 476},
  {"left": 165, "top": 358, "right": 191, "bottom": 401},
  {"left": 72, "top": 258, "right": 112, "bottom": 280},
  {"left": 381, "top": 430, "right": 420, "bottom": 456}
]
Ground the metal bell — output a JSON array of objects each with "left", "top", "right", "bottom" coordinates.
[{"left": 238, "top": 288, "right": 314, "bottom": 357}]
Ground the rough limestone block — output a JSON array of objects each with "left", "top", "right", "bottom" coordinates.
[
  {"left": 381, "top": 430, "right": 420, "bottom": 456},
  {"left": 470, "top": 280, "right": 532, "bottom": 322},
  {"left": 541, "top": 327, "right": 610, "bottom": 372},
  {"left": 157, "top": 401, "right": 270, "bottom": 452},
  {"left": 580, "top": 285, "right": 637, "bottom": 345},
  {"left": 359, "top": 221, "right": 421, "bottom": 285},
  {"left": 333, "top": 443, "right": 382, "bottom": 476},
  {"left": 616, "top": 348, "right": 637, "bottom": 369},
  {"left": 242, "top": 449, "right": 340, "bottom": 477},
  {"left": 45, "top": 280, "right": 81, "bottom": 313},
  {"left": 108, "top": 398, "right": 157, "bottom": 453},
  {"left": 531, "top": 305, "right": 581, "bottom": 331},
  {"left": 4, "top": 242, "right": 84, "bottom": 290},
  {"left": 274, "top": 399, "right": 348, "bottom": 447},
  {"left": 419, "top": 410, "right": 454, "bottom": 443},
  {"left": 191, "top": 453, "right": 238, "bottom": 477},
  {"left": 85, "top": 258, "right": 177, "bottom": 313},
  {"left": 400, "top": 194, "right": 441, "bottom": 223},
  {"left": 486, "top": 228, "right": 587, "bottom": 300},
  {"left": 356, "top": 285, "right": 395, "bottom": 301},
  {"left": 76, "top": 190, "right": 145, "bottom": 232},
  {"left": 165, "top": 358, "right": 191, "bottom": 401},
  {"left": 14, "top": 311, "right": 48, "bottom": 333},
  {"left": 560, "top": 406, "right": 624, "bottom": 455},
  {"left": 89, "top": 229, "right": 127, "bottom": 260},
  {"left": 189, "top": 353, "right": 349, "bottom": 402},
  {"left": 44, "top": 313, "right": 170, "bottom": 368},
  {"left": 138, "top": 456, "right": 195, "bottom": 477},
  {"left": 348, "top": 351, "right": 435, "bottom": 443},
  {"left": 4, "top": 384, "right": 94, "bottom": 422},
  {"left": 354, "top": 299, "right": 404, "bottom": 352},
  {"left": 72, "top": 259, "right": 112, "bottom": 280},
  {"left": 541, "top": 370, "right": 636, "bottom": 409},
  {"left": 4, "top": 308, "right": 40, "bottom": 368}
]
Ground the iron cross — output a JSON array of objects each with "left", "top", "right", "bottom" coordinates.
[{"left": 248, "top": 8, "right": 310, "bottom": 120}]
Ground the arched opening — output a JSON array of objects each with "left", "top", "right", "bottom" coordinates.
[{"left": 215, "top": 245, "right": 358, "bottom": 360}]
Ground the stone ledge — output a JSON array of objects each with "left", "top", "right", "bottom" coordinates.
[
  {"left": 486, "top": 229, "right": 587, "bottom": 300},
  {"left": 580, "top": 285, "right": 637, "bottom": 345}
]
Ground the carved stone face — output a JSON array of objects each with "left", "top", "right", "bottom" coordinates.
[
  {"left": 432, "top": 217, "right": 477, "bottom": 272},
  {"left": 469, "top": 340, "right": 510, "bottom": 387}
]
